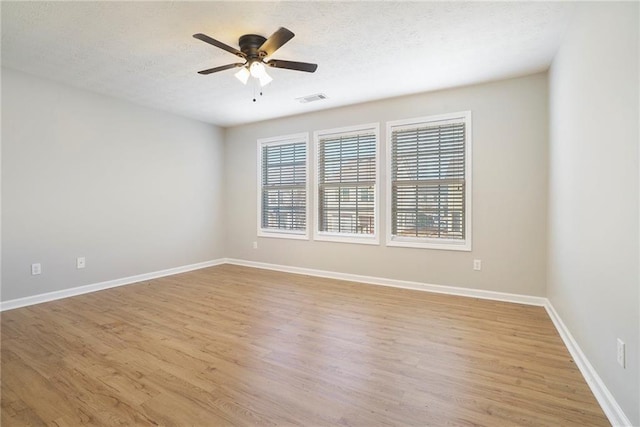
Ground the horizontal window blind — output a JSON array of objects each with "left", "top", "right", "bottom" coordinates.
[
  {"left": 391, "top": 121, "right": 466, "bottom": 240},
  {"left": 318, "top": 131, "right": 376, "bottom": 235},
  {"left": 261, "top": 142, "right": 306, "bottom": 232}
]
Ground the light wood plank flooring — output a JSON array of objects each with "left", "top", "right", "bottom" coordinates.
[{"left": 1, "top": 264, "right": 608, "bottom": 426}]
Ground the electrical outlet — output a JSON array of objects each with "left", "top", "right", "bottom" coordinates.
[
  {"left": 76, "top": 257, "right": 86, "bottom": 269},
  {"left": 473, "top": 259, "right": 482, "bottom": 271},
  {"left": 31, "top": 263, "right": 41, "bottom": 275},
  {"left": 253, "top": 241, "right": 258, "bottom": 249},
  {"left": 617, "top": 338, "right": 625, "bottom": 368}
]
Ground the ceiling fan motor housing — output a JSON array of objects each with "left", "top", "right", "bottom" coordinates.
[{"left": 239, "top": 34, "right": 268, "bottom": 61}]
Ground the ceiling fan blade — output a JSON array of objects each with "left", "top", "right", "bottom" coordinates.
[
  {"left": 193, "top": 33, "right": 245, "bottom": 58},
  {"left": 197, "top": 63, "right": 244, "bottom": 75},
  {"left": 259, "top": 27, "right": 295, "bottom": 56},
  {"left": 266, "top": 59, "right": 318, "bottom": 73}
]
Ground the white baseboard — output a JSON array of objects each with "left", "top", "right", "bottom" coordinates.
[
  {"left": 224, "top": 258, "right": 547, "bottom": 306},
  {"left": 0, "top": 258, "right": 226, "bottom": 312},
  {"left": 544, "top": 302, "right": 632, "bottom": 427}
]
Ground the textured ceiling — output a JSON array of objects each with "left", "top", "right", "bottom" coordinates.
[{"left": 1, "top": 1, "right": 576, "bottom": 127}]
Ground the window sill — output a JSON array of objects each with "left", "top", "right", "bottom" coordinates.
[
  {"left": 258, "top": 229, "right": 309, "bottom": 240},
  {"left": 386, "top": 237, "right": 471, "bottom": 251},
  {"left": 314, "top": 232, "right": 380, "bottom": 245}
]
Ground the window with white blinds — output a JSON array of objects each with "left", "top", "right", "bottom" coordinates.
[
  {"left": 258, "top": 134, "right": 309, "bottom": 239},
  {"left": 315, "top": 124, "right": 379, "bottom": 244},
  {"left": 387, "top": 112, "right": 471, "bottom": 250}
]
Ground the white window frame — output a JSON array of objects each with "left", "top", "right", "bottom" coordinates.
[
  {"left": 313, "top": 123, "right": 380, "bottom": 245},
  {"left": 257, "top": 133, "right": 310, "bottom": 240},
  {"left": 386, "top": 111, "right": 472, "bottom": 251}
]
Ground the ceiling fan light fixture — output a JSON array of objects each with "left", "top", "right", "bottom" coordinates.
[
  {"left": 234, "top": 66, "right": 250, "bottom": 85},
  {"left": 249, "top": 61, "right": 267, "bottom": 78},
  {"left": 247, "top": 61, "right": 272, "bottom": 87},
  {"left": 258, "top": 72, "right": 273, "bottom": 87}
]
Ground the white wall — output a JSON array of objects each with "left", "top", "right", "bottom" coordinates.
[
  {"left": 225, "top": 73, "right": 548, "bottom": 296},
  {"left": 548, "top": 3, "right": 639, "bottom": 425},
  {"left": 1, "top": 68, "right": 226, "bottom": 301}
]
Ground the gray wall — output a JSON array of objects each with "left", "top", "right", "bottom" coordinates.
[
  {"left": 1, "top": 68, "right": 226, "bottom": 301},
  {"left": 548, "top": 3, "right": 639, "bottom": 424},
  {"left": 225, "top": 73, "right": 549, "bottom": 296}
]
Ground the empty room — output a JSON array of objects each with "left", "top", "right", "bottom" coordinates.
[{"left": 1, "top": 1, "right": 638, "bottom": 426}]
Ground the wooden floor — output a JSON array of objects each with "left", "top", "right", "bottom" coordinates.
[{"left": 1, "top": 264, "right": 608, "bottom": 426}]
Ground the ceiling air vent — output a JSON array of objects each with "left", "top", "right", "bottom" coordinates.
[{"left": 296, "top": 93, "right": 328, "bottom": 104}]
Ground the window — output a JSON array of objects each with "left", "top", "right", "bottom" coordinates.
[
  {"left": 314, "top": 124, "right": 379, "bottom": 244},
  {"left": 257, "top": 133, "right": 309, "bottom": 239},
  {"left": 387, "top": 112, "right": 471, "bottom": 250}
]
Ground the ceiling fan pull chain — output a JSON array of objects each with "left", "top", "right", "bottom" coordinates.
[{"left": 253, "top": 79, "right": 257, "bottom": 102}]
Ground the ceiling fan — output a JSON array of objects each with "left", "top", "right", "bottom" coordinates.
[{"left": 193, "top": 27, "right": 318, "bottom": 87}]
